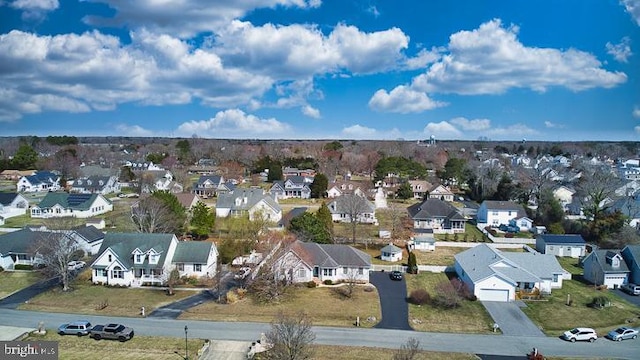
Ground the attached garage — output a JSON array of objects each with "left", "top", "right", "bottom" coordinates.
[{"left": 478, "top": 288, "right": 510, "bottom": 302}]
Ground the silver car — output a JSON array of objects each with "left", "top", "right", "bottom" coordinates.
[
  {"left": 58, "top": 320, "right": 92, "bottom": 336},
  {"left": 607, "top": 327, "right": 639, "bottom": 341}
]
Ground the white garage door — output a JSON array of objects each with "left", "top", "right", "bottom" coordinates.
[{"left": 478, "top": 289, "right": 509, "bottom": 302}]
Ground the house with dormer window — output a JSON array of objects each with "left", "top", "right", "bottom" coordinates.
[
  {"left": 407, "top": 180, "right": 432, "bottom": 199},
  {"left": 582, "top": 249, "right": 629, "bottom": 289},
  {"left": 428, "top": 184, "right": 455, "bottom": 202},
  {"left": 270, "top": 176, "right": 312, "bottom": 200},
  {"left": 326, "top": 181, "right": 368, "bottom": 198},
  {"left": 16, "top": 171, "right": 61, "bottom": 192},
  {"left": 90, "top": 233, "right": 217, "bottom": 287},
  {"left": 216, "top": 188, "right": 282, "bottom": 222},
  {"left": 192, "top": 175, "right": 235, "bottom": 198},
  {"left": 70, "top": 176, "right": 120, "bottom": 195}
]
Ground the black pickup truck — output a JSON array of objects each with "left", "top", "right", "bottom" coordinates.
[{"left": 89, "top": 323, "right": 134, "bottom": 342}]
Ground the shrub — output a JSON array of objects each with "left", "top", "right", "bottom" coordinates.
[
  {"left": 590, "top": 296, "right": 611, "bottom": 309},
  {"left": 0, "top": 266, "right": 4, "bottom": 272},
  {"left": 323, "top": 279, "right": 333, "bottom": 285},
  {"left": 235, "top": 287, "right": 247, "bottom": 299},
  {"left": 14, "top": 264, "right": 33, "bottom": 270},
  {"left": 408, "top": 289, "right": 430, "bottom": 305},
  {"left": 226, "top": 290, "right": 240, "bottom": 304},
  {"left": 306, "top": 281, "right": 317, "bottom": 288},
  {"left": 433, "top": 280, "right": 462, "bottom": 308},
  {"left": 363, "top": 286, "right": 374, "bottom": 292},
  {"left": 505, "top": 233, "right": 514, "bottom": 238}
]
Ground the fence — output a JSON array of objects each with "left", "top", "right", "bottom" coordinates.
[
  {"left": 476, "top": 223, "right": 537, "bottom": 244},
  {"left": 372, "top": 264, "right": 407, "bottom": 272}
]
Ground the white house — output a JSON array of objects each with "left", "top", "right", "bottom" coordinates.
[
  {"left": 215, "top": 188, "right": 282, "bottom": 223},
  {"left": 510, "top": 216, "right": 533, "bottom": 232},
  {"left": 477, "top": 200, "right": 528, "bottom": 227},
  {"left": 67, "top": 225, "right": 105, "bottom": 256},
  {"left": 582, "top": 249, "right": 629, "bottom": 289},
  {"left": 270, "top": 176, "right": 313, "bottom": 200},
  {"left": 407, "top": 198, "right": 466, "bottom": 234},
  {"left": 327, "top": 194, "right": 378, "bottom": 224},
  {"left": 428, "top": 184, "right": 455, "bottom": 202},
  {"left": 30, "top": 193, "right": 113, "bottom": 219},
  {"left": 535, "top": 234, "right": 586, "bottom": 258},
  {"left": 0, "top": 228, "right": 44, "bottom": 270},
  {"left": 553, "top": 186, "right": 576, "bottom": 211},
  {"left": 16, "top": 171, "right": 61, "bottom": 192},
  {"left": 90, "top": 233, "right": 217, "bottom": 287},
  {"left": 0, "top": 193, "right": 29, "bottom": 220},
  {"left": 408, "top": 235, "right": 436, "bottom": 251},
  {"left": 273, "top": 240, "right": 371, "bottom": 284},
  {"left": 454, "top": 244, "right": 565, "bottom": 302},
  {"left": 326, "top": 181, "right": 368, "bottom": 199},
  {"left": 407, "top": 180, "right": 432, "bottom": 200},
  {"left": 380, "top": 243, "right": 403, "bottom": 262},
  {"left": 70, "top": 176, "right": 120, "bottom": 195}
]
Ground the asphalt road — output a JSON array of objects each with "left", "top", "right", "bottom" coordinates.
[{"left": 2, "top": 309, "right": 639, "bottom": 359}]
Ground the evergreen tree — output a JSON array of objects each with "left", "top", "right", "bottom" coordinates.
[
  {"left": 407, "top": 251, "right": 418, "bottom": 274},
  {"left": 190, "top": 201, "right": 215, "bottom": 239},
  {"left": 316, "top": 202, "right": 334, "bottom": 237},
  {"left": 268, "top": 162, "right": 283, "bottom": 182},
  {"left": 151, "top": 190, "right": 187, "bottom": 234},
  {"left": 11, "top": 144, "right": 38, "bottom": 169},
  {"left": 310, "top": 173, "right": 328, "bottom": 198},
  {"left": 396, "top": 182, "right": 413, "bottom": 200},
  {"left": 289, "top": 212, "right": 332, "bottom": 244}
]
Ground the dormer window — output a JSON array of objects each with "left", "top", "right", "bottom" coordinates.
[
  {"left": 135, "top": 254, "right": 144, "bottom": 264},
  {"left": 149, "top": 254, "right": 159, "bottom": 264}
]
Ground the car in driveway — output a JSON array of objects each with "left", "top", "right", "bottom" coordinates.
[
  {"left": 234, "top": 267, "right": 251, "bottom": 280},
  {"left": 620, "top": 283, "right": 640, "bottom": 295},
  {"left": 606, "top": 327, "right": 639, "bottom": 341},
  {"left": 561, "top": 327, "right": 598, "bottom": 342},
  {"left": 58, "top": 320, "right": 92, "bottom": 336},
  {"left": 389, "top": 270, "right": 403, "bottom": 281},
  {"left": 89, "top": 323, "right": 134, "bottom": 342},
  {"left": 67, "top": 261, "right": 86, "bottom": 271}
]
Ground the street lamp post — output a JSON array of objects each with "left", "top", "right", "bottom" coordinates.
[{"left": 184, "top": 325, "right": 188, "bottom": 360}]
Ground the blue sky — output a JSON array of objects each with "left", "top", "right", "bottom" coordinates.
[{"left": 1, "top": 0, "right": 639, "bottom": 141}]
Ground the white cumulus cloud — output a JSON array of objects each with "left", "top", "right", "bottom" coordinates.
[
  {"left": 411, "top": 19, "right": 626, "bottom": 94},
  {"left": 450, "top": 117, "right": 491, "bottom": 131},
  {"left": 8, "top": 0, "right": 58, "bottom": 20},
  {"left": 621, "top": 0, "right": 640, "bottom": 26},
  {"left": 544, "top": 120, "right": 565, "bottom": 128},
  {"left": 175, "top": 109, "right": 292, "bottom": 138},
  {"left": 368, "top": 85, "right": 446, "bottom": 113},
  {"left": 606, "top": 37, "right": 632, "bottom": 62},
  {"left": 115, "top": 124, "right": 155, "bottom": 137},
  {"left": 341, "top": 124, "right": 378, "bottom": 138},
  {"left": 634, "top": 106, "right": 640, "bottom": 118},
  {"left": 302, "top": 105, "right": 320, "bottom": 118},
  {"left": 423, "top": 121, "right": 462, "bottom": 139}
]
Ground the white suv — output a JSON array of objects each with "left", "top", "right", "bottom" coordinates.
[
  {"left": 621, "top": 283, "right": 640, "bottom": 296},
  {"left": 562, "top": 327, "right": 598, "bottom": 342}
]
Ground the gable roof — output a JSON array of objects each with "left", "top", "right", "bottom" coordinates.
[
  {"left": 172, "top": 241, "right": 214, "bottom": 264},
  {"left": 0, "top": 228, "right": 38, "bottom": 255},
  {"left": 216, "top": 188, "right": 280, "bottom": 212},
  {"left": 586, "top": 250, "right": 630, "bottom": 273},
  {"left": 175, "top": 193, "right": 198, "bottom": 209},
  {"left": 407, "top": 198, "right": 464, "bottom": 220},
  {"left": 289, "top": 240, "right": 371, "bottom": 268},
  {"left": 328, "top": 194, "right": 375, "bottom": 214},
  {"left": 278, "top": 207, "right": 308, "bottom": 227},
  {"left": 72, "top": 176, "right": 113, "bottom": 191},
  {"left": 94, "top": 233, "right": 176, "bottom": 269},
  {"left": 622, "top": 245, "right": 640, "bottom": 264},
  {"left": 195, "top": 175, "right": 223, "bottom": 186},
  {"left": 538, "top": 234, "right": 586, "bottom": 245},
  {"left": 37, "top": 192, "right": 110, "bottom": 211},
  {"left": 0, "top": 193, "right": 20, "bottom": 206},
  {"left": 481, "top": 200, "right": 527, "bottom": 215},
  {"left": 72, "top": 225, "right": 105, "bottom": 244},
  {"left": 24, "top": 171, "right": 59, "bottom": 185},
  {"left": 455, "top": 244, "right": 564, "bottom": 284}
]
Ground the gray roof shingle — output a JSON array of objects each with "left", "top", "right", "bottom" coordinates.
[
  {"left": 172, "top": 241, "right": 213, "bottom": 264},
  {"left": 95, "top": 233, "right": 175, "bottom": 270},
  {"left": 407, "top": 198, "right": 464, "bottom": 220},
  {"left": 538, "top": 234, "right": 586, "bottom": 245},
  {"left": 290, "top": 240, "right": 371, "bottom": 268}
]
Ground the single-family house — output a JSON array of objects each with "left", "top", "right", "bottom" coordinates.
[
  {"left": 380, "top": 243, "right": 403, "bottom": 262},
  {"left": 270, "top": 176, "right": 313, "bottom": 200},
  {"left": 68, "top": 225, "right": 105, "bottom": 256},
  {"left": 582, "top": 249, "right": 629, "bottom": 289},
  {"left": 621, "top": 245, "right": 640, "bottom": 285},
  {"left": 277, "top": 207, "right": 308, "bottom": 229},
  {"left": 552, "top": 185, "right": 576, "bottom": 212},
  {"left": 215, "top": 188, "right": 282, "bottom": 223},
  {"left": 283, "top": 167, "right": 316, "bottom": 178},
  {"left": 192, "top": 175, "right": 235, "bottom": 198},
  {"left": 16, "top": 171, "right": 61, "bottom": 192},
  {"left": 535, "top": 234, "right": 586, "bottom": 258},
  {"left": 428, "top": 184, "right": 455, "bottom": 202},
  {"left": 274, "top": 240, "right": 371, "bottom": 284},
  {"left": 140, "top": 170, "right": 181, "bottom": 193},
  {"left": 608, "top": 195, "right": 640, "bottom": 229},
  {"left": 407, "top": 198, "right": 466, "bottom": 234},
  {"left": 509, "top": 216, "right": 533, "bottom": 232},
  {"left": 0, "top": 193, "right": 29, "bottom": 220},
  {"left": 90, "top": 233, "right": 217, "bottom": 287},
  {"left": 326, "top": 181, "right": 367, "bottom": 199},
  {"left": 477, "top": 200, "right": 528, "bottom": 227},
  {"left": 454, "top": 244, "right": 565, "bottom": 302},
  {"left": 175, "top": 193, "right": 201, "bottom": 212},
  {"left": 0, "top": 169, "right": 35, "bottom": 180},
  {"left": 408, "top": 235, "right": 436, "bottom": 252},
  {"left": 327, "top": 194, "right": 378, "bottom": 224},
  {"left": 0, "top": 228, "right": 43, "bottom": 270},
  {"left": 30, "top": 193, "right": 113, "bottom": 219},
  {"left": 408, "top": 180, "right": 432, "bottom": 200},
  {"left": 70, "top": 176, "right": 120, "bottom": 195}
]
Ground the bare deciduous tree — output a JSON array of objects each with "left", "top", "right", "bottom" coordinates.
[
  {"left": 249, "top": 234, "right": 297, "bottom": 304},
  {"left": 338, "top": 194, "right": 373, "bottom": 244},
  {"left": 264, "top": 312, "right": 315, "bottom": 360},
  {"left": 392, "top": 337, "right": 421, "bottom": 360},
  {"left": 576, "top": 166, "right": 618, "bottom": 221},
  {"left": 131, "top": 197, "right": 177, "bottom": 233}
]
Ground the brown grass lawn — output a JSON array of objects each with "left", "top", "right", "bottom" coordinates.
[
  {"left": 406, "top": 272, "right": 496, "bottom": 334},
  {"left": 311, "top": 345, "right": 477, "bottom": 360},
  {"left": 19, "top": 269, "right": 193, "bottom": 317},
  {"left": 0, "top": 271, "right": 43, "bottom": 298},
  {"left": 104, "top": 198, "right": 139, "bottom": 232},
  {"left": 24, "top": 331, "right": 205, "bottom": 360},
  {"left": 521, "top": 279, "right": 640, "bottom": 336},
  {"left": 180, "top": 285, "right": 382, "bottom": 328},
  {"left": 413, "top": 246, "right": 465, "bottom": 266}
]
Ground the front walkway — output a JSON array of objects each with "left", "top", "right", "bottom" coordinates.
[{"left": 481, "top": 301, "right": 545, "bottom": 337}]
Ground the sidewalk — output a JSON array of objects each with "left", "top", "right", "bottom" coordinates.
[{"left": 0, "top": 325, "right": 36, "bottom": 341}]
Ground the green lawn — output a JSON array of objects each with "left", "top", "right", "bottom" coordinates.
[
  {"left": 1, "top": 214, "right": 44, "bottom": 228},
  {"left": 521, "top": 279, "right": 640, "bottom": 336},
  {"left": 103, "top": 198, "right": 139, "bottom": 232},
  {"left": 0, "top": 271, "right": 43, "bottom": 298},
  {"left": 19, "top": 269, "right": 193, "bottom": 317},
  {"left": 406, "top": 272, "right": 496, "bottom": 334},
  {"left": 556, "top": 256, "right": 583, "bottom": 276},
  {"left": 434, "top": 223, "right": 488, "bottom": 242}
]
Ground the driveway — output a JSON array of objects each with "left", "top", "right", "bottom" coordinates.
[
  {"left": 0, "top": 276, "right": 60, "bottom": 309},
  {"left": 482, "top": 301, "right": 545, "bottom": 337},
  {"left": 612, "top": 289, "right": 640, "bottom": 307},
  {"left": 369, "top": 271, "right": 411, "bottom": 330}
]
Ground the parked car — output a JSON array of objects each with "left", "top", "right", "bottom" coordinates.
[
  {"left": 620, "top": 283, "right": 640, "bottom": 296},
  {"left": 234, "top": 267, "right": 251, "bottom": 280},
  {"left": 389, "top": 270, "right": 403, "bottom": 281},
  {"left": 67, "top": 261, "right": 86, "bottom": 271},
  {"left": 58, "top": 320, "right": 92, "bottom": 336},
  {"left": 606, "top": 327, "right": 639, "bottom": 341},
  {"left": 561, "top": 327, "right": 597, "bottom": 342},
  {"left": 498, "top": 224, "right": 520, "bottom": 233},
  {"left": 89, "top": 323, "right": 134, "bottom": 342}
]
